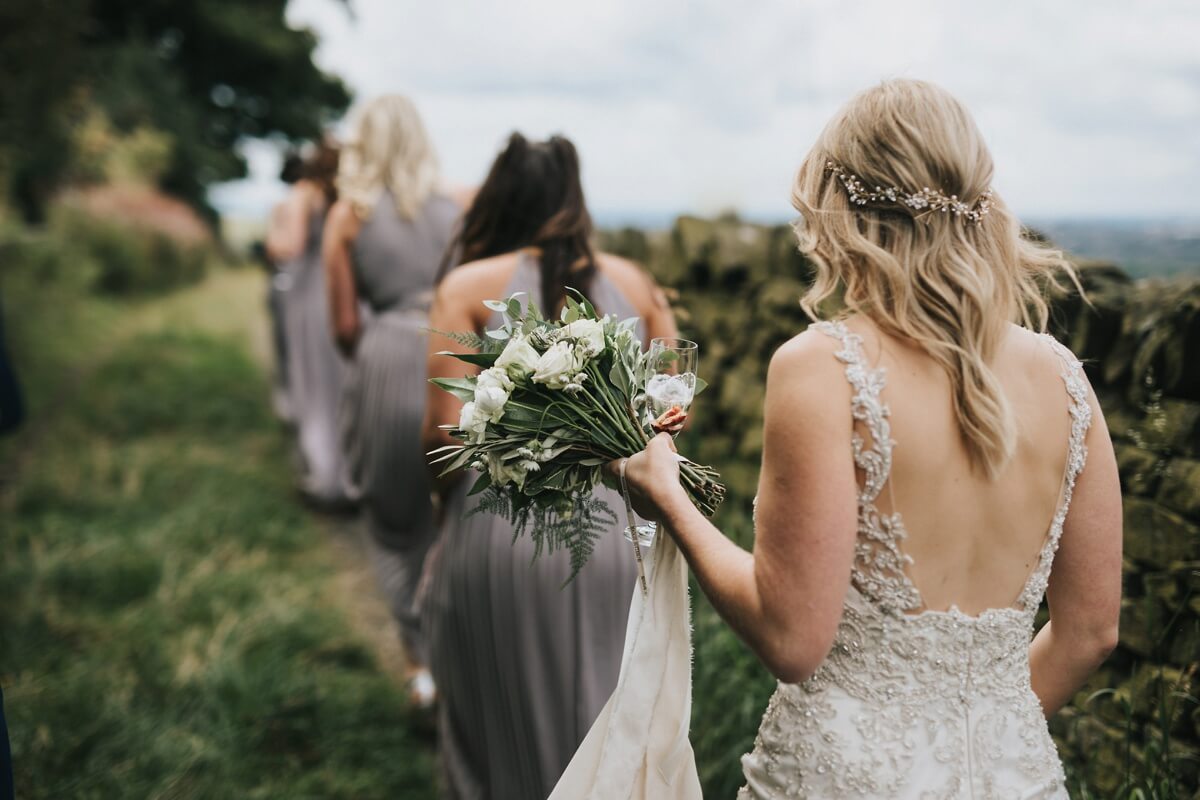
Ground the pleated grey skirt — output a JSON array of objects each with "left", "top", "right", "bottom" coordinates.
[
  {"left": 426, "top": 479, "right": 637, "bottom": 800},
  {"left": 284, "top": 254, "right": 349, "bottom": 503},
  {"left": 340, "top": 310, "right": 438, "bottom": 662}
]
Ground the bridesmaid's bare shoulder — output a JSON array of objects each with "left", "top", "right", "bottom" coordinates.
[
  {"left": 436, "top": 252, "right": 523, "bottom": 323},
  {"left": 594, "top": 251, "right": 668, "bottom": 320}
]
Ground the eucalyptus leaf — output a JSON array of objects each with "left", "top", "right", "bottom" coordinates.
[
  {"left": 429, "top": 376, "right": 477, "bottom": 403},
  {"left": 438, "top": 447, "right": 475, "bottom": 476},
  {"left": 609, "top": 361, "right": 632, "bottom": 396},
  {"left": 445, "top": 351, "right": 500, "bottom": 368},
  {"left": 467, "top": 471, "right": 492, "bottom": 496},
  {"left": 501, "top": 294, "right": 519, "bottom": 317}
]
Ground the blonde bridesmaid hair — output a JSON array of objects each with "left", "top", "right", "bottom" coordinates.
[
  {"left": 338, "top": 94, "right": 440, "bottom": 220},
  {"left": 793, "top": 79, "right": 1079, "bottom": 478}
]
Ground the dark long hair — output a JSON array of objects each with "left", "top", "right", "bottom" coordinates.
[
  {"left": 439, "top": 133, "right": 597, "bottom": 313},
  {"left": 303, "top": 140, "right": 340, "bottom": 207}
]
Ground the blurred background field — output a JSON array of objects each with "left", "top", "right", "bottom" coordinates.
[
  {"left": 2, "top": 1, "right": 1198, "bottom": 798},
  {"left": 0, "top": 236, "right": 436, "bottom": 797}
]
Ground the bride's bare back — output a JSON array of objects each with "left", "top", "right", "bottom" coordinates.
[{"left": 852, "top": 317, "right": 1077, "bottom": 617}]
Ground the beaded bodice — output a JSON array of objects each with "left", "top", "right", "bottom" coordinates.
[{"left": 739, "top": 321, "right": 1091, "bottom": 800}]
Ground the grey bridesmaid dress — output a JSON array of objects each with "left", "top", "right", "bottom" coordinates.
[
  {"left": 339, "top": 190, "right": 459, "bottom": 664},
  {"left": 426, "top": 253, "right": 640, "bottom": 800},
  {"left": 285, "top": 204, "right": 350, "bottom": 504}
]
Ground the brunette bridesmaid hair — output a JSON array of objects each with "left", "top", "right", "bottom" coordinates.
[{"left": 439, "top": 132, "right": 597, "bottom": 313}]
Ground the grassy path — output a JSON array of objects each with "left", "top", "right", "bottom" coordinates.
[{"left": 1, "top": 266, "right": 434, "bottom": 799}]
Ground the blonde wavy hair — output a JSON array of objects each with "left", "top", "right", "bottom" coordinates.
[
  {"left": 794, "top": 79, "right": 1078, "bottom": 478},
  {"left": 337, "top": 94, "right": 440, "bottom": 220}
]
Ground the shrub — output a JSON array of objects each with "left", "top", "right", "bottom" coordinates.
[{"left": 50, "top": 205, "right": 210, "bottom": 295}]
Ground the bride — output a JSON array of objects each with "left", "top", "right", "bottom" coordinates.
[{"left": 618, "top": 79, "right": 1122, "bottom": 798}]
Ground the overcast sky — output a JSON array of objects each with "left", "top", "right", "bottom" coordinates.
[{"left": 210, "top": 0, "right": 1200, "bottom": 223}]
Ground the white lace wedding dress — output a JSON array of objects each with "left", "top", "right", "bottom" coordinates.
[{"left": 738, "top": 321, "right": 1091, "bottom": 799}]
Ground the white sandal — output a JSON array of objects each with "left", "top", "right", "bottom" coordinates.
[{"left": 406, "top": 669, "right": 437, "bottom": 711}]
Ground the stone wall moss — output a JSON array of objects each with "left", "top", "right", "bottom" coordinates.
[{"left": 600, "top": 217, "right": 1200, "bottom": 798}]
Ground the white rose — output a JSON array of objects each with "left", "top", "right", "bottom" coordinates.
[
  {"left": 562, "top": 318, "right": 606, "bottom": 357},
  {"left": 474, "top": 385, "right": 509, "bottom": 422},
  {"left": 477, "top": 366, "right": 514, "bottom": 393},
  {"left": 471, "top": 367, "right": 512, "bottom": 423},
  {"left": 494, "top": 335, "right": 541, "bottom": 378},
  {"left": 531, "top": 341, "right": 582, "bottom": 390},
  {"left": 458, "top": 401, "right": 487, "bottom": 443}
]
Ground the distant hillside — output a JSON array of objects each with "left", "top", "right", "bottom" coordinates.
[{"left": 1024, "top": 218, "right": 1200, "bottom": 278}]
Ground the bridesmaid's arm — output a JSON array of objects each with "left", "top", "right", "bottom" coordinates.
[
  {"left": 265, "top": 186, "right": 309, "bottom": 263},
  {"left": 619, "top": 331, "right": 857, "bottom": 683},
  {"left": 323, "top": 200, "right": 363, "bottom": 357},
  {"left": 594, "top": 252, "right": 678, "bottom": 347},
  {"left": 421, "top": 270, "right": 485, "bottom": 488}
]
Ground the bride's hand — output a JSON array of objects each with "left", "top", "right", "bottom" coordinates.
[{"left": 609, "top": 433, "right": 686, "bottom": 522}]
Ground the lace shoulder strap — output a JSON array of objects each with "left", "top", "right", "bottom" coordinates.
[
  {"left": 812, "top": 321, "right": 893, "bottom": 503},
  {"left": 1016, "top": 334, "right": 1093, "bottom": 612},
  {"left": 812, "top": 320, "right": 923, "bottom": 614}
]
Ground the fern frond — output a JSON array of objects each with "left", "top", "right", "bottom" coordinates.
[
  {"left": 467, "top": 486, "right": 617, "bottom": 583},
  {"left": 425, "top": 327, "right": 492, "bottom": 351}
]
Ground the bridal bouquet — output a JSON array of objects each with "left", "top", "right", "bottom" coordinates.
[{"left": 430, "top": 292, "right": 725, "bottom": 576}]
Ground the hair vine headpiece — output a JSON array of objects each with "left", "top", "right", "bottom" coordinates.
[{"left": 825, "top": 161, "right": 993, "bottom": 224}]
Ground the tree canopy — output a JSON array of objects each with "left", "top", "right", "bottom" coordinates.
[{"left": 0, "top": 0, "right": 352, "bottom": 221}]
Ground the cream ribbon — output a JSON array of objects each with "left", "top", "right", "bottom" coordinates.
[{"left": 548, "top": 473, "right": 703, "bottom": 800}]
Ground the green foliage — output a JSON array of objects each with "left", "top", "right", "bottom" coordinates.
[
  {"left": 687, "top": 515, "right": 776, "bottom": 796},
  {"left": 0, "top": 0, "right": 352, "bottom": 219},
  {"left": 471, "top": 485, "right": 617, "bottom": 580},
  {"left": 49, "top": 205, "right": 211, "bottom": 294},
  {"left": 0, "top": 0, "right": 90, "bottom": 221},
  {"left": 0, "top": 227, "right": 434, "bottom": 798},
  {"left": 69, "top": 106, "right": 174, "bottom": 186}
]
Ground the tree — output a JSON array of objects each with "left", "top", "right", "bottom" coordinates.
[{"left": 0, "top": 0, "right": 352, "bottom": 222}]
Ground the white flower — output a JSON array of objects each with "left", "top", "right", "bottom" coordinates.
[
  {"left": 477, "top": 366, "right": 514, "bottom": 393},
  {"left": 473, "top": 367, "right": 513, "bottom": 423},
  {"left": 485, "top": 452, "right": 528, "bottom": 488},
  {"left": 494, "top": 335, "right": 541, "bottom": 378},
  {"left": 475, "top": 386, "right": 509, "bottom": 422},
  {"left": 524, "top": 433, "right": 571, "bottom": 463},
  {"left": 458, "top": 401, "right": 487, "bottom": 443},
  {"left": 531, "top": 341, "right": 583, "bottom": 390},
  {"left": 562, "top": 318, "right": 606, "bottom": 357}
]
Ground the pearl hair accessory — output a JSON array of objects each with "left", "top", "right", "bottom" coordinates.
[{"left": 826, "top": 161, "right": 994, "bottom": 224}]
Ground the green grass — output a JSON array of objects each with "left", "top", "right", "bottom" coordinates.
[{"left": 1, "top": 240, "right": 434, "bottom": 798}]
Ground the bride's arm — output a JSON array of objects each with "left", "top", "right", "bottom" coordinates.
[
  {"left": 1028, "top": 387, "right": 1122, "bottom": 717},
  {"left": 623, "top": 332, "right": 858, "bottom": 683}
]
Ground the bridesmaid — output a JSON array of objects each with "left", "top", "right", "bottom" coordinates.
[
  {"left": 262, "top": 151, "right": 305, "bottom": 425},
  {"left": 269, "top": 140, "right": 351, "bottom": 507},
  {"left": 323, "top": 95, "right": 461, "bottom": 707},
  {"left": 422, "top": 133, "right": 679, "bottom": 800}
]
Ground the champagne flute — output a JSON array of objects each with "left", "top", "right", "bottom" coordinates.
[{"left": 625, "top": 337, "right": 699, "bottom": 549}]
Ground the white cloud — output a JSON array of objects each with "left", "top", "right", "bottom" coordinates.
[{"left": 211, "top": 0, "right": 1200, "bottom": 221}]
